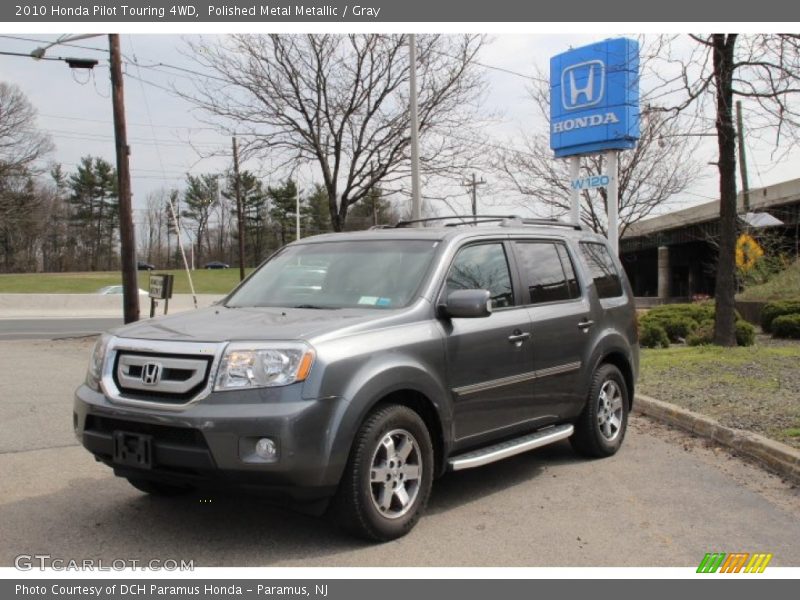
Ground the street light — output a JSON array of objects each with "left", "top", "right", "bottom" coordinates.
[{"left": 31, "top": 34, "right": 139, "bottom": 324}]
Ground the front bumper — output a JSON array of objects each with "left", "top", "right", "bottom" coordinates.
[{"left": 73, "top": 384, "right": 347, "bottom": 500}]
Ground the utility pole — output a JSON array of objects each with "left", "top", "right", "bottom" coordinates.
[
  {"left": 296, "top": 186, "right": 301, "bottom": 241},
  {"left": 109, "top": 34, "right": 139, "bottom": 323},
  {"left": 464, "top": 173, "right": 486, "bottom": 220},
  {"left": 408, "top": 34, "right": 422, "bottom": 225},
  {"left": 736, "top": 100, "right": 751, "bottom": 213},
  {"left": 606, "top": 151, "right": 620, "bottom": 256},
  {"left": 232, "top": 137, "right": 246, "bottom": 281}
]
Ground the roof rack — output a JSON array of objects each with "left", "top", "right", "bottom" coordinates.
[{"left": 393, "top": 215, "right": 581, "bottom": 230}]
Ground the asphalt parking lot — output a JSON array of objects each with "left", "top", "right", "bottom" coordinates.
[{"left": 1, "top": 337, "right": 799, "bottom": 567}]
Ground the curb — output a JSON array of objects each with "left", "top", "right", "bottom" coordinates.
[{"left": 634, "top": 393, "right": 800, "bottom": 484}]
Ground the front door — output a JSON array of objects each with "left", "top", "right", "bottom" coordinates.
[{"left": 439, "top": 242, "right": 536, "bottom": 448}]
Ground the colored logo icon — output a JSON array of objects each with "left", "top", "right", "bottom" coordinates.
[{"left": 697, "top": 552, "right": 773, "bottom": 573}]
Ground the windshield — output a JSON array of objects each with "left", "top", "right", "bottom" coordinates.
[{"left": 225, "top": 240, "right": 439, "bottom": 310}]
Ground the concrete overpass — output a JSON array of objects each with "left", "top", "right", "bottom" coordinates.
[{"left": 620, "top": 178, "right": 800, "bottom": 302}]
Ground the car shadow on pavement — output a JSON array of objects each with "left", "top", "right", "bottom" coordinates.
[
  {"left": 427, "top": 439, "right": 581, "bottom": 514},
  {"left": 0, "top": 441, "right": 583, "bottom": 566}
]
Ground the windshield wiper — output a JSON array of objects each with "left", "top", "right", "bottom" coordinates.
[{"left": 291, "top": 304, "right": 333, "bottom": 310}]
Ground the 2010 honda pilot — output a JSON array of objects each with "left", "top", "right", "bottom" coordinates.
[{"left": 74, "top": 216, "right": 638, "bottom": 541}]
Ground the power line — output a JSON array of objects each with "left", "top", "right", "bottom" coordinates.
[
  {"left": 38, "top": 112, "right": 219, "bottom": 132},
  {"left": 0, "top": 49, "right": 73, "bottom": 62},
  {"left": 0, "top": 34, "right": 108, "bottom": 53}
]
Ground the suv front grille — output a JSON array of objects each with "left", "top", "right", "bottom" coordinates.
[{"left": 113, "top": 351, "right": 213, "bottom": 403}]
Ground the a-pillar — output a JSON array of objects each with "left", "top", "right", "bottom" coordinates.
[{"left": 657, "top": 246, "right": 670, "bottom": 300}]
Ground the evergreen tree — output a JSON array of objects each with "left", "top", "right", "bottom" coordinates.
[
  {"left": 224, "top": 170, "right": 269, "bottom": 265},
  {"left": 346, "top": 187, "right": 397, "bottom": 230},
  {"left": 67, "top": 156, "right": 118, "bottom": 271},
  {"left": 182, "top": 173, "right": 219, "bottom": 265},
  {"left": 303, "top": 184, "right": 333, "bottom": 236},
  {"left": 267, "top": 179, "right": 304, "bottom": 247}
]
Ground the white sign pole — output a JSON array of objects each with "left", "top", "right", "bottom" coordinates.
[
  {"left": 569, "top": 156, "right": 581, "bottom": 225},
  {"left": 606, "top": 150, "right": 619, "bottom": 256}
]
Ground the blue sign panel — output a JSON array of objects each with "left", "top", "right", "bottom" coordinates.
[{"left": 550, "top": 38, "right": 640, "bottom": 158}]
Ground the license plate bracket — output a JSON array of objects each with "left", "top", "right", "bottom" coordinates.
[{"left": 112, "top": 431, "right": 153, "bottom": 469}]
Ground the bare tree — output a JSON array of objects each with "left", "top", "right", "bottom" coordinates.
[
  {"left": 497, "top": 104, "right": 704, "bottom": 236},
  {"left": 0, "top": 82, "right": 53, "bottom": 180},
  {"left": 181, "top": 34, "right": 488, "bottom": 231},
  {"left": 494, "top": 45, "right": 705, "bottom": 237},
  {"left": 647, "top": 35, "right": 800, "bottom": 345}
]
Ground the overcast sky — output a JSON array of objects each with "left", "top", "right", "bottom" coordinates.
[{"left": 1, "top": 33, "right": 798, "bottom": 227}]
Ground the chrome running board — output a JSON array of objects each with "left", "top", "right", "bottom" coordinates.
[{"left": 448, "top": 424, "right": 574, "bottom": 471}]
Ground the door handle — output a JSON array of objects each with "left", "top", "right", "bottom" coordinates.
[
  {"left": 508, "top": 331, "right": 531, "bottom": 344},
  {"left": 578, "top": 319, "right": 595, "bottom": 331}
]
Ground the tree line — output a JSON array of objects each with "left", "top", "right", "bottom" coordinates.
[{"left": 0, "top": 151, "right": 398, "bottom": 273}]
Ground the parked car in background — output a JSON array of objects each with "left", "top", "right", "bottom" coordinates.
[
  {"left": 97, "top": 285, "right": 148, "bottom": 296},
  {"left": 137, "top": 261, "right": 156, "bottom": 271},
  {"left": 204, "top": 261, "right": 230, "bottom": 269}
]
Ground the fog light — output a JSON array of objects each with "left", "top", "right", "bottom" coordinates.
[{"left": 255, "top": 438, "right": 278, "bottom": 460}]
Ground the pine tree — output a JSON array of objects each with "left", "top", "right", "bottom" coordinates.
[
  {"left": 67, "top": 156, "right": 118, "bottom": 271},
  {"left": 267, "top": 179, "right": 303, "bottom": 247},
  {"left": 224, "top": 170, "right": 269, "bottom": 265},
  {"left": 346, "top": 187, "right": 397, "bottom": 230},
  {"left": 182, "top": 173, "right": 219, "bottom": 266}
]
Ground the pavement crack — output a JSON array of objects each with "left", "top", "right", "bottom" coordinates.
[{"left": 0, "top": 443, "right": 80, "bottom": 455}]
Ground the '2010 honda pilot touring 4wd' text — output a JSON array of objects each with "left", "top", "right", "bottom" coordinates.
[{"left": 75, "top": 215, "right": 638, "bottom": 541}]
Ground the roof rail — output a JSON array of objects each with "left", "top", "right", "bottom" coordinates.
[
  {"left": 395, "top": 215, "right": 521, "bottom": 228},
  {"left": 518, "top": 218, "right": 582, "bottom": 230},
  {"left": 393, "top": 215, "right": 581, "bottom": 230}
]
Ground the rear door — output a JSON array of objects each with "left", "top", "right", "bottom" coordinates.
[
  {"left": 439, "top": 241, "right": 537, "bottom": 448},
  {"left": 511, "top": 239, "right": 592, "bottom": 420}
]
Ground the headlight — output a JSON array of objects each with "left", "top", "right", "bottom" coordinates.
[
  {"left": 215, "top": 342, "right": 315, "bottom": 391},
  {"left": 86, "top": 334, "right": 112, "bottom": 391}
]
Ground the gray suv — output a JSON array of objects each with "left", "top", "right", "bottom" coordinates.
[{"left": 74, "top": 216, "right": 638, "bottom": 541}]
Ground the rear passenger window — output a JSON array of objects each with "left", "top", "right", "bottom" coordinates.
[
  {"left": 514, "top": 242, "right": 580, "bottom": 304},
  {"left": 446, "top": 243, "right": 514, "bottom": 308},
  {"left": 580, "top": 242, "right": 623, "bottom": 298}
]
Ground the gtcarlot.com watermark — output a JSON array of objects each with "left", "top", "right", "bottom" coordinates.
[{"left": 15, "top": 554, "right": 194, "bottom": 571}]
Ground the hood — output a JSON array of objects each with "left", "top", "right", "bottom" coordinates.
[{"left": 111, "top": 305, "right": 391, "bottom": 343}]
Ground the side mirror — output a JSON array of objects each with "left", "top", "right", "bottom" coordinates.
[{"left": 440, "top": 289, "right": 493, "bottom": 319}]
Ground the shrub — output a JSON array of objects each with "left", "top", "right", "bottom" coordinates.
[
  {"left": 646, "top": 302, "right": 715, "bottom": 324},
  {"left": 687, "top": 320, "right": 756, "bottom": 346},
  {"left": 643, "top": 314, "right": 697, "bottom": 342},
  {"left": 771, "top": 314, "right": 800, "bottom": 339},
  {"left": 640, "top": 321, "right": 670, "bottom": 348},
  {"left": 687, "top": 322, "right": 714, "bottom": 346},
  {"left": 735, "top": 321, "right": 756, "bottom": 346},
  {"left": 761, "top": 300, "right": 800, "bottom": 333}
]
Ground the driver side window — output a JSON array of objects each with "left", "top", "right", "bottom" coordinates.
[{"left": 446, "top": 243, "right": 514, "bottom": 308}]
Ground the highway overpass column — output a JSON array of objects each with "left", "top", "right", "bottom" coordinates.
[{"left": 657, "top": 246, "right": 670, "bottom": 299}]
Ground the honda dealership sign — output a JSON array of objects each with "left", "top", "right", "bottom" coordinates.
[{"left": 550, "top": 38, "right": 640, "bottom": 158}]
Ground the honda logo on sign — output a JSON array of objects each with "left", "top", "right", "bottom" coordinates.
[
  {"left": 141, "top": 362, "right": 162, "bottom": 386},
  {"left": 562, "top": 60, "right": 605, "bottom": 110}
]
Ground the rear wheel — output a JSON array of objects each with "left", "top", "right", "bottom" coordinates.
[
  {"left": 570, "top": 363, "right": 629, "bottom": 458},
  {"left": 331, "top": 404, "right": 434, "bottom": 541},
  {"left": 126, "top": 477, "right": 193, "bottom": 497}
]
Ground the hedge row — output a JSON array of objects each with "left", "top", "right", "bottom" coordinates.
[
  {"left": 639, "top": 302, "right": 754, "bottom": 348},
  {"left": 761, "top": 300, "right": 800, "bottom": 335}
]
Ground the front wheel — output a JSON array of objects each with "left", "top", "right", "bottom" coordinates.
[
  {"left": 570, "top": 363, "right": 629, "bottom": 458},
  {"left": 331, "top": 404, "right": 434, "bottom": 541}
]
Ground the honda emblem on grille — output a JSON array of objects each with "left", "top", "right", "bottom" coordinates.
[{"left": 141, "top": 362, "right": 162, "bottom": 386}]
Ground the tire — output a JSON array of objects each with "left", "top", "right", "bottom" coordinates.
[
  {"left": 331, "top": 404, "right": 434, "bottom": 541},
  {"left": 126, "top": 477, "right": 193, "bottom": 497},
  {"left": 570, "top": 363, "right": 629, "bottom": 458}
]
